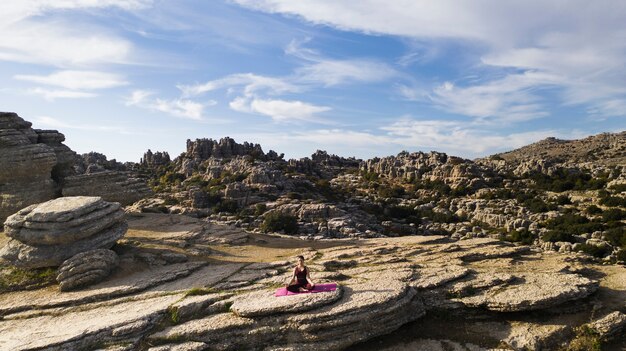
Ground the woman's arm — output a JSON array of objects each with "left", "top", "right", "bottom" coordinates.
[
  {"left": 306, "top": 268, "right": 314, "bottom": 285},
  {"left": 287, "top": 267, "right": 296, "bottom": 285}
]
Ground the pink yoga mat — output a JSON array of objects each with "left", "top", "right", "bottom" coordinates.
[{"left": 275, "top": 283, "right": 337, "bottom": 297}]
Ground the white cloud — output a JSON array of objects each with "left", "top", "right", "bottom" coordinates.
[
  {"left": 28, "top": 87, "right": 97, "bottom": 101},
  {"left": 178, "top": 73, "right": 300, "bottom": 97},
  {"left": 33, "top": 116, "right": 135, "bottom": 134},
  {"left": 14, "top": 70, "right": 128, "bottom": 90},
  {"left": 381, "top": 118, "right": 572, "bottom": 156},
  {"left": 125, "top": 90, "right": 213, "bottom": 120},
  {"left": 286, "top": 39, "right": 396, "bottom": 86},
  {"left": 234, "top": 1, "right": 626, "bottom": 121},
  {"left": 0, "top": 1, "right": 151, "bottom": 67},
  {"left": 230, "top": 96, "right": 331, "bottom": 122}
]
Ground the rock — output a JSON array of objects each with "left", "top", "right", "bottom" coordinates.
[
  {"left": 0, "top": 112, "right": 59, "bottom": 222},
  {"left": 62, "top": 171, "right": 152, "bottom": 206},
  {"left": 5, "top": 197, "right": 124, "bottom": 245},
  {"left": 585, "top": 311, "right": 626, "bottom": 339},
  {"left": 457, "top": 272, "right": 598, "bottom": 312},
  {"left": 0, "top": 197, "right": 127, "bottom": 268},
  {"left": 0, "top": 222, "right": 127, "bottom": 268},
  {"left": 412, "top": 265, "right": 471, "bottom": 289},
  {"left": 230, "top": 286, "right": 343, "bottom": 317},
  {"left": 57, "top": 249, "right": 119, "bottom": 291},
  {"left": 147, "top": 342, "right": 208, "bottom": 351}
]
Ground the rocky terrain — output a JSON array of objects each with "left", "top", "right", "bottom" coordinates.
[
  {"left": 0, "top": 112, "right": 624, "bottom": 350},
  {"left": 0, "top": 112, "right": 152, "bottom": 223},
  {"left": 0, "top": 213, "right": 623, "bottom": 350}
]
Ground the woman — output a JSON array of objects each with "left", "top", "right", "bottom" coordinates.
[{"left": 286, "top": 255, "right": 315, "bottom": 293}]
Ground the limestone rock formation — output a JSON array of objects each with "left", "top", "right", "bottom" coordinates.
[
  {"left": 141, "top": 149, "right": 171, "bottom": 168},
  {"left": 0, "top": 112, "right": 58, "bottom": 221},
  {"left": 361, "top": 150, "right": 490, "bottom": 189},
  {"left": 585, "top": 311, "right": 626, "bottom": 339},
  {"left": 0, "top": 196, "right": 127, "bottom": 268},
  {"left": 230, "top": 286, "right": 343, "bottom": 317},
  {"left": 62, "top": 171, "right": 152, "bottom": 206},
  {"left": 57, "top": 249, "right": 119, "bottom": 291},
  {"left": 456, "top": 272, "right": 598, "bottom": 311}
]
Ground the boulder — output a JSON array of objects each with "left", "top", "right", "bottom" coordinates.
[
  {"left": 0, "top": 196, "right": 127, "bottom": 268},
  {"left": 585, "top": 311, "right": 626, "bottom": 339},
  {"left": 456, "top": 272, "right": 598, "bottom": 312},
  {"left": 57, "top": 249, "right": 119, "bottom": 291}
]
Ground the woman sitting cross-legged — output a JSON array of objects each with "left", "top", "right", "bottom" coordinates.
[{"left": 286, "top": 255, "right": 315, "bottom": 293}]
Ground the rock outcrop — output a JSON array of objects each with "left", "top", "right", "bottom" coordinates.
[
  {"left": 62, "top": 171, "right": 152, "bottom": 206},
  {"left": 361, "top": 151, "right": 490, "bottom": 189},
  {"left": 0, "top": 113, "right": 58, "bottom": 222},
  {"left": 57, "top": 249, "right": 119, "bottom": 291},
  {"left": 0, "top": 196, "right": 127, "bottom": 268}
]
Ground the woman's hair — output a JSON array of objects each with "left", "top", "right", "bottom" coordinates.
[{"left": 297, "top": 255, "right": 305, "bottom": 261}]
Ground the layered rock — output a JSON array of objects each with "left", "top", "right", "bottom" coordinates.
[
  {"left": 141, "top": 149, "right": 171, "bottom": 168},
  {"left": 0, "top": 196, "right": 127, "bottom": 268},
  {"left": 361, "top": 151, "right": 490, "bottom": 189},
  {"left": 57, "top": 249, "right": 119, "bottom": 291},
  {"left": 62, "top": 171, "right": 152, "bottom": 206},
  {"left": 0, "top": 112, "right": 58, "bottom": 221},
  {"left": 456, "top": 272, "right": 598, "bottom": 312}
]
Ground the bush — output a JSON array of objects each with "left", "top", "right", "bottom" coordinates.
[
  {"left": 574, "top": 244, "right": 611, "bottom": 258},
  {"left": 523, "top": 198, "right": 557, "bottom": 213},
  {"left": 599, "top": 193, "right": 626, "bottom": 207},
  {"left": 554, "top": 195, "right": 572, "bottom": 205},
  {"left": 602, "top": 208, "right": 626, "bottom": 222},
  {"left": 213, "top": 199, "right": 239, "bottom": 214},
  {"left": 377, "top": 185, "right": 405, "bottom": 198},
  {"left": 542, "top": 230, "right": 575, "bottom": 243},
  {"left": 261, "top": 212, "right": 299, "bottom": 234},
  {"left": 604, "top": 227, "right": 626, "bottom": 247},
  {"left": 617, "top": 250, "right": 626, "bottom": 263},
  {"left": 586, "top": 205, "right": 603, "bottom": 215},
  {"left": 504, "top": 229, "right": 535, "bottom": 245},
  {"left": 254, "top": 203, "right": 267, "bottom": 216}
]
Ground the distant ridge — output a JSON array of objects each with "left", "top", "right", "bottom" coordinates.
[{"left": 484, "top": 131, "right": 626, "bottom": 166}]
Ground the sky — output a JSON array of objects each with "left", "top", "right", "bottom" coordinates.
[{"left": 0, "top": 1, "right": 625, "bottom": 162}]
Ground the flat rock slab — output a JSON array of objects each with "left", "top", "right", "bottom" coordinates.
[
  {"left": 412, "top": 265, "right": 472, "bottom": 289},
  {"left": 0, "top": 294, "right": 182, "bottom": 351},
  {"left": 0, "top": 262, "right": 206, "bottom": 316},
  {"left": 290, "top": 278, "right": 413, "bottom": 326},
  {"left": 231, "top": 285, "right": 343, "bottom": 317},
  {"left": 6, "top": 196, "right": 108, "bottom": 224},
  {"left": 149, "top": 313, "right": 255, "bottom": 342},
  {"left": 457, "top": 272, "right": 598, "bottom": 312}
]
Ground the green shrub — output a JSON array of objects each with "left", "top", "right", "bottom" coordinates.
[
  {"left": 213, "top": 199, "right": 239, "bottom": 213},
  {"left": 604, "top": 227, "right": 625, "bottom": 247},
  {"left": 261, "top": 212, "right": 299, "bottom": 234},
  {"left": 574, "top": 244, "right": 611, "bottom": 258},
  {"left": 554, "top": 195, "right": 572, "bottom": 205},
  {"left": 254, "top": 203, "right": 267, "bottom": 216},
  {"left": 608, "top": 183, "right": 626, "bottom": 193},
  {"left": 377, "top": 185, "right": 405, "bottom": 198},
  {"left": 617, "top": 249, "right": 626, "bottom": 263},
  {"left": 599, "top": 193, "right": 626, "bottom": 207},
  {"left": 586, "top": 205, "right": 603, "bottom": 215},
  {"left": 504, "top": 229, "right": 535, "bottom": 245},
  {"left": 542, "top": 230, "right": 575, "bottom": 243},
  {"left": 602, "top": 208, "right": 626, "bottom": 222},
  {"left": 523, "top": 197, "right": 557, "bottom": 213}
]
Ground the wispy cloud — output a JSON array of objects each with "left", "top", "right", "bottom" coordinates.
[
  {"left": 33, "top": 115, "right": 136, "bottom": 134},
  {"left": 15, "top": 70, "right": 128, "bottom": 90},
  {"left": 286, "top": 39, "right": 397, "bottom": 86},
  {"left": 27, "top": 88, "right": 97, "bottom": 101},
  {"left": 234, "top": 1, "right": 626, "bottom": 121},
  {"left": 178, "top": 73, "right": 300, "bottom": 97},
  {"left": 0, "top": 1, "right": 151, "bottom": 67},
  {"left": 230, "top": 96, "right": 331, "bottom": 122},
  {"left": 125, "top": 90, "right": 214, "bottom": 120}
]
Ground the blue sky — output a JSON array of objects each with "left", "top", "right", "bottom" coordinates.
[{"left": 1, "top": 1, "right": 624, "bottom": 162}]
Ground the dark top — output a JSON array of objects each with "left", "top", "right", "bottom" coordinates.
[{"left": 295, "top": 266, "right": 308, "bottom": 284}]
